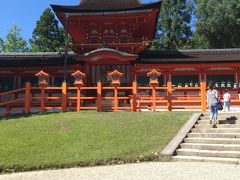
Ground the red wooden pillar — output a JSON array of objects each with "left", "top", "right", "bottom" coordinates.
[
  {"left": 167, "top": 81, "right": 172, "bottom": 111},
  {"left": 132, "top": 81, "right": 137, "bottom": 111},
  {"left": 40, "top": 86, "right": 46, "bottom": 114},
  {"left": 152, "top": 86, "right": 156, "bottom": 111},
  {"left": 167, "top": 73, "right": 172, "bottom": 111},
  {"left": 88, "top": 65, "right": 92, "bottom": 87},
  {"left": 131, "top": 65, "right": 137, "bottom": 82},
  {"left": 198, "top": 72, "right": 202, "bottom": 84},
  {"left": 114, "top": 86, "right": 118, "bottom": 112},
  {"left": 235, "top": 72, "right": 239, "bottom": 83},
  {"left": 17, "top": 74, "right": 20, "bottom": 89},
  {"left": 61, "top": 81, "right": 67, "bottom": 112},
  {"left": 84, "top": 63, "right": 90, "bottom": 86},
  {"left": 236, "top": 72, "right": 240, "bottom": 97},
  {"left": 97, "top": 81, "right": 102, "bottom": 112},
  {"left": 164, "top": 73, "right": 167, "bottom": 85},
  {"left": 24, "top": 82, "right": 31, "bottom": 113},
  {"left": 77, "top": 87, "right": 81, "bottom": 112},
  {"left": 201, "top": 81, "right": 207, "bottom": 111},
  {"left": 204, "top": 73, "right": 207, "bottom": 82},
  {"left": 200, "top": 72, "right": 207, "bottom": 112}
]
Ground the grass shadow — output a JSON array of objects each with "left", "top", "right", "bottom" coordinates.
[{"left": 0, "top": 111, "right": 64, "bottom": 122}]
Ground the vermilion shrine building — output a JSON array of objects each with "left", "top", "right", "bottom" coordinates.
[{"left": 1, "top": 0, "right": 240, "bottom": 96}]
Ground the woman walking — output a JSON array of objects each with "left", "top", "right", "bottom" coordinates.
[{"left": 206, "top": 82, "right": 219, "bottom": 125}]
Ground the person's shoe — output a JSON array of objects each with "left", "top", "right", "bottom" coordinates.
[{"left": 210, "top": 120, "right": 212, "bottom": 124}]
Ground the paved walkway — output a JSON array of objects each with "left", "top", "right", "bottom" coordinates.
[{"left": 1, "top": 162, "right": 240, "bottom": 180}]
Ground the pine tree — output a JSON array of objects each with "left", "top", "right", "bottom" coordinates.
[
  {"left": 2, "top": 24, "right": 29, "bottom": 52},
  {"left": 195, "top": 0, "right": 240, "bottom": 48},
  {"left": 30, "top": 8, "right": 65, "bottom": 52},
  {"left": 151, "top": 0, "right": 194, "bottom": 50},
  {"left": 0, "top": 38, "right": 4, "bottom": 52}
]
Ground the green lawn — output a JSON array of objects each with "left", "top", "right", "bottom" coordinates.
[{"left": 0, "top": 112, "right": 192, "bottom": 173}]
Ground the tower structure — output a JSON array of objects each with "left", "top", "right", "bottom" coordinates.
[{"left": 51, "top": 0, "right": 161, "bottom": 54}]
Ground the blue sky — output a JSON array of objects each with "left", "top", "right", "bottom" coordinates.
[{"left": 0, "top": 0, "right": 155, "bottom": 41}]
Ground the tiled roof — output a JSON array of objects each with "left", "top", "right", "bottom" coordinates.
[
  {"left": 140, "top": 49, "right": 240, "bottom": 58},
  {"left": 0, "top": 52, "right": 75, "bottom": 59},
  {"left": 79, "top": 0, "right": 141, "bottom": 10},
  {"left": 0, "top": 48, "right": 240, "bottom": 65},
  {"left": 0, "top": 52, "right": 78, "bottom": 67},
  {"left": 139, "top": 48, "right": 240, "bottom": 63},
  {"left": 51, "top": 1, "right": 161, "bottom": 13}
]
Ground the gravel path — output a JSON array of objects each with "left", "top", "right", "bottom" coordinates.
[{"left": 1, "top": 162, "right": 240, "bottom": 180}]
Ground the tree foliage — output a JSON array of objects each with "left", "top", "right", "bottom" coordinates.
[
  {"left": 194, "top": 0, "right": 240, "bottom": 48},
  {"left": 0, "top": 38, "right": 4, "bottom": 52},
  {"left": 1, "top": 24, "right": 29, "bottom": 52},
  {"left": 151, "top": 0, "right": 194, "bottom": 50},
  {"left": 30, "top": 8, "right": 65, "bottom": 52}
]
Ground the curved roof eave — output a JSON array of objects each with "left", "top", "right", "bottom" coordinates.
[
  {"left": 50, "top": 2, "right": 161, "bottom": 13},
  {"left": 82, "top": 48, "right": 138, "bottom": 57}
]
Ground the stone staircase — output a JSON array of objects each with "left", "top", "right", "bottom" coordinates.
[{"left": 173, "top": 113, "right": 240, "bottom": 164}]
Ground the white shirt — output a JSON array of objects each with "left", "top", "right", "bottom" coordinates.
[
  {"left": 207, "top": 89, "right": 218, "bottom": 106},
  {"left": 223, "top": 93, "right": 230, "bottom": 102}
]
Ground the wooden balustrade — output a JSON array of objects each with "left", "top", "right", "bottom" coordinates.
[
  {"left": 0, "top": 87, "right": 26, "bottom": 116},
  {"left": 1, "top": 81, "right": 235, "bottom": 116}
]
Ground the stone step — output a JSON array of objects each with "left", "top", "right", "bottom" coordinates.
[
  {"left": 200, "top": 116, "right": 238, "bottom": 119},
  {"left": 172, "top": 113, "right": 240, "bottom": 164},
  {"left": 184, "top": 137, "right": 240, "bottom": 144},
  {"left": 201, "top": 115, "right": 239, "bottom": 119},
  {"left": 176, "top": 148, "right": 240, "bottom": 158},
  {"left": 199, "top": 119, "right": 239, "bottom": 122},
  {"left": 194, "top": 124, "right": 240, "bottom": 128},
  {"left": 197, "top": 120, "right": 239, "bottom": 124},
  {"left": 172, "top": 155, "right": 240, "bottom": 164},
  {"left": 201, "top": 113, "right": 238, "bottom": 116},
  {"left": 202, "top": 114, "right": 238, "bottom": 116},
  {"left": 191, "top": 128, "right": 240, "bottom": 133},
  {"left": 180, "top": 143, "right": 240, "bottom": 151},
  {"left": 188, "top": 133, "right": 240, "bottom": 138}
]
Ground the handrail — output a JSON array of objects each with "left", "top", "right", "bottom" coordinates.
[
  {"left": 0, "top": 98, "right": 24, "bottom": 106},
  {"left": 0, "top": 81, "right": 212, "bottom": 115},
  {"left": 138, "top": 87, "right": 152, "bottom": 90},
  {"left": 173, "top": 87, "right": 201, "bottom": 90},
  {"left": 0, "top": 88, "right": 25, "bottom": 97},
  {"left": 45, "top": 87, "right": 62, "bottom": 90}
]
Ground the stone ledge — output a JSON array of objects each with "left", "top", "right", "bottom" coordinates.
[{"left": 159, "top": 113, "right": 202, "bottom": 160}]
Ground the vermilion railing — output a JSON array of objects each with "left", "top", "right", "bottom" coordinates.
[
  {"left": 0, "top": 81, "right": 209, "bottom": 116},
  {"left": 0, "top": 88, "right": 26, "bottom": 116}
]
